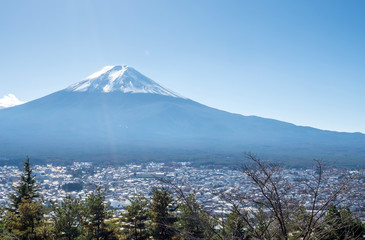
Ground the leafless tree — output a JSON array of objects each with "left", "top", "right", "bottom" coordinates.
[
  {"left": 157, "top": 153, "right": 362, "bottom": 240},
  {"left": 230, "top": 153, "right": 360, "bottom": 240}
]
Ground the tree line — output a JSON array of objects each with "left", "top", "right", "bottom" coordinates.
[{"left": 0, "top": 155, "right": 364, "bottom": 240}]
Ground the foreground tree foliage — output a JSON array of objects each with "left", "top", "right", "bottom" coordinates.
[
  {"left": 121, "top": 194, "right": 149, "bottom": 240},
  {"left": 0, "top": 156, "right": 363, "bottom": 240},
  {"left": 149, "top": 187, "right": 178, "bottom": 240},
  {"left": 3, "top": 156, "right": 51, "bottom": 240},
  {"left": 223, "top": 204, "right": 250, "bottom": 240},
  {"left": 6, "top": 198, "right": 47, "bottom": 239},
  {"left": 51, "top": 196, "right": 83, "bottom": 240},
  {"left": 9, "top": 156, "right": 39, "bottom": 211},
  {"left": 177, "top": 193, "right": 206, "bottom": 239},
  {"left": 165, "top": 184, "right": 219, "bottom": 240},
  {"left": 84, "top": 187, "right": 118, "bottom": 240},
  {"left": 316, "top": 205, "right": 365, "bottom": 240}
]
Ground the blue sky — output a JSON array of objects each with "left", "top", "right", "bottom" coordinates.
[{"left": 0, "top": 0, "right": 364, "bottom": 133}]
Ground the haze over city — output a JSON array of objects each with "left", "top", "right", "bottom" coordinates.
[{"left": 0, "top": 2, "right": 365, "bottom": 239}]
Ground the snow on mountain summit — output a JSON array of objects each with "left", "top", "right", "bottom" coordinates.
[{"left": 66, "top": 65, "right": 184, "bottom": 98}]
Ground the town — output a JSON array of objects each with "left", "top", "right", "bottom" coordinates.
[{"left": 0, "top": 161, "right": 364, "bottom": 222}]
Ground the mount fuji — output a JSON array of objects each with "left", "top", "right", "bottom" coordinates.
[
  {"left": 66, "top": 65, "right": 183, "bottom": 98},
  {"left": 0, "top": 65, "right": 364, "bottom": 166}
]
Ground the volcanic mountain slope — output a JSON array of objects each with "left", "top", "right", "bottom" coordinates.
[{"left": 0, "top": 65, "right": 364, "bottom": 166}]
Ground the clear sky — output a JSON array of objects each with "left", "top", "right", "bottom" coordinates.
[{"left": 0, "top": 0, "right": 364, "bottom": 133}]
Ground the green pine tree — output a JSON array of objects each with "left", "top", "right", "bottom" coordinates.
[
  {"left": 51, "top": 196, "right": 84, "bottom": 240},
  {"left": 83, "top": 186, "right": 117, "bottom": 240},
  {"left": 6, "top": 198, "right": 45, "bottom": 240},
  {"left": 149, "top": 187, "right": 177, "bottom": 240},
  {"left": 5, "top": 157, "right": 49, "bottom": 240},
  {"left": 319, "top": 204, "right": 365, "bottom": 240},
  {"left": 9, "top": 156, "right": 39, "bottom": 212},
  {"left": 223, "top": 204, "right": 249, "bottom": 240},
  {"left": 177, "top": 193, "right": 205, "bottom": 239},
  {"left": 121, "top": 194, "right": 149, "bottom": 240}
]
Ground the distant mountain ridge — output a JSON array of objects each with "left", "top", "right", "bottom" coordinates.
[{"left": 0, "top": 65, "right": 364, "bottom": 167}]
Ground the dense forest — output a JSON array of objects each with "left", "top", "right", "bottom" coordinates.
[{"left": 0, "top": 156, "right": 364, "bottom": 240}]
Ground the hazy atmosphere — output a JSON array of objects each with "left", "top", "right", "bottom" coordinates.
[{"left": 0, "top": 2, "right": 364, "bottom": 239}]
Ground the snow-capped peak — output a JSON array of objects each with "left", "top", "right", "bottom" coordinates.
[
  {"left": 66, "top": 65, "right": 185, "bottom": 98},
  {"left": 0, "top": 94, "right": 25, "bottom": 109}
]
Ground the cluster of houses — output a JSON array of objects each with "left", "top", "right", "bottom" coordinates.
[{"left": 0, "top": 161, "right": 363, "bottom": 221}]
